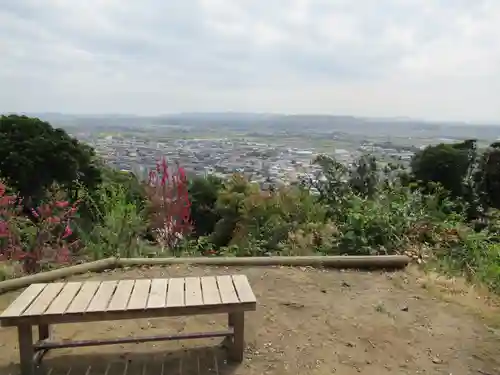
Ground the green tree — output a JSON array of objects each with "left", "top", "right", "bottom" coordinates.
[
  {"left": 188, "top": 175, "right": 223, "bottom": 237},
  {"left": 0, "top": 115, "right": 101, "bottom": 201},
  {"left": 210, "top": 174, "right": 252, "bottom": 247},
  {"left": 349, "top": 154, "right": 379, "bottom": 198},
  {"left": 410, "top": 140, "right": 476, "bottom": 198},
  {"left": 475, "top": 142, "right": 500, "bottom": 209},
  {"left": 310, "top": 154, "right": 352, "bottom": 217}
]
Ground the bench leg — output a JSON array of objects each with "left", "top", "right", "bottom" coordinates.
[
  {"left": 227, "top": 312, "right": 245, "bottom": 363},
  {"left": 38, "top": 325, "right": 50, "bottom": 341},
  {"left": 17, "top": 324, "right": 35, "bottom": 375}
]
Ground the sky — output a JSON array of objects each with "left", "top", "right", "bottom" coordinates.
[{"left": 1, "top": 0, "right": 499, "bottom": 123}]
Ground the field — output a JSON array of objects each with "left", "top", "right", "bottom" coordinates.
[{"left": 1, "top": 265, "right": 500, "bottom": 375}]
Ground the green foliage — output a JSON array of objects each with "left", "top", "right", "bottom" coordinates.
[
  {"left": 171, "top": 151, "right": 500, "bottom": 295},
  {"left": 4, "top": 113, "right": 500, "bottom": 296},
  {"left": 76, "top": 182, "right": 146, "bottom": 259},
  {"left": 349, "top": 154, "right": 379, "bottom": 199},
  {"left": 474, "top": 143, "right": 500, "bottom": 209},
  {"left": 0, "top": 115, "right": 101, "bottom": 200},
  {"left": 100, "top": 167, "right": 146, "bottom": 210},
  {"left": 432, "top": 227, "right": 500, "bottom": 293},
  {"left": 309, "top": 155, "right": 453, "bottom": 255},
  {"left": 308, "top": 154, "right": 353, "bottom": 219},
  {"left": 410, "top": 140, "right": 476, "bottom": 197},
  {"left": 188, "top": 175, "right": 223, "bottom": 237},
  {"left": 73, "top": 166, "right": 146, "bottom": 232},
  {"left": 207, "top": 174, "right": 331, "bottom": 256}
]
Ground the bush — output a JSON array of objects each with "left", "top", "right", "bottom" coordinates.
[
  {"left": 208, "top": 174, "right": 331, "bottom": 256},
  {"left": 189, "top": 175, "right": 223, "bottom": 237},
  {"left": 0, "top": 181, "right": 79, "bottom": 273},
  {"left": 144, "top": 157, "right": 192, "bottom": 251},
  {"left": 76, "top": 182, "right": 145, "bottom": 259},
  {"left": 335, "top": 185, "right": 455, "bottom": 255}
]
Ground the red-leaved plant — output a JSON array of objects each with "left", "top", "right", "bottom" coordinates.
[
  {"left": 0, "top": 182, "right": 80, "bottom": 273},
  {"left": 146, "top": 157, "right": 192, "bottom": 250}
]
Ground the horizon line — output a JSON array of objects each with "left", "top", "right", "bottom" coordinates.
[{"left": 7, "top": 111, "right": 499, "bottom": 127}]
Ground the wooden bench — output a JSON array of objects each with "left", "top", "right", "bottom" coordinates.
[{"left": 0, "top": 275, "right": 257, "bottom": 375}]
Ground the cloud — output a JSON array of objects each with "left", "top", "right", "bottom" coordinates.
[{"left": 0, "top": 0, "right": 499, "bottom": 122}]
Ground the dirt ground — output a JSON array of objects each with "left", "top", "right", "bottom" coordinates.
[{"left": 1, "top": 265, "right": 500, "bottom": 375}]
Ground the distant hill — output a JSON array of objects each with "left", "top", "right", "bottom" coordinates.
[{"left": 19, "top": 112, "right": 500, "bottom": 141}]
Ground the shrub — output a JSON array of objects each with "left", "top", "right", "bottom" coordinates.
[
  {"left": 429, "top": 226, "right": 500, "bottom": 293},
  {"left": 209, "top": 174, "right": 331, "bottom": 255},
  {"left": 0, "top": 181, "right": 79, "bottom": 273},
  {"left": 189, "top": 175, "right": 223, "bottom": 237},
  {"left": 145, "top": 157, "right": 192, "bottom": 251},
  {"left": 76, "top": 182, "right": 145, "bottom": 259}
]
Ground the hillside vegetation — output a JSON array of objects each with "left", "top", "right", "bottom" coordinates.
[{"left": 1, "top": 115, "right": 500, "bottom": 293}]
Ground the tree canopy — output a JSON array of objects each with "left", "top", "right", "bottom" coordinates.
[
  {"left": 474, "top": 142, "right": 500, "bottom": 209},
  {"left": 188, "top": 175, "right": 224, "bottom": 237},
  {"left": 410, "top": 140, "right": 476, "bottom": 197},
  {"left": 0, "top": 115, "right": 101, "bottom": 200}
]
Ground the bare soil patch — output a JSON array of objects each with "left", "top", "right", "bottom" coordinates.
[{"left": 1, "top": 265, "right": 499, "bottom": 375}]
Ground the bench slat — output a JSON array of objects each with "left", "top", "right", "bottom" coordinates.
[
  {"left": 45, "top": 282, "right": 82, "bottom": 315},
  {"left": 185, "top": 277, "right": 203, "bottom": 306},
  {"left": 147, "top": 279, "right": 168, "bottom": 309},
  {"left": 127, "top": 279, "right": 151, "bottom": 310},
  {"left": 66, "top": 281, "right": 101, "bottom": 314},
  {"left": 232, "top": 275, "right": 256, "bottom": 303},
  {"left": 201, "top": 276, "right": 221, "bottom": 305},
  {"left": 24, "top": 283, "right": 65, "bottom": 316},
  {"left": 0, "top": 284, "right": 47, "bottom": 317},
  {"left": 216, "top": 276, "right": 239, "bottom": 304},
  {"left": 86, "top": 281, "right": 117, "bottom": 312},
  {"left": 107, "top": 280, "right": 135, "bottom": 311},
  {"left": 166, "top": 277, "right": 185, "bottom": 307},
  {"left": 1, "top": 275, "right": 256, "bottom": 326}
]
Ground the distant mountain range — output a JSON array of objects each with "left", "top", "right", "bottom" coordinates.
[
  {"left": 14, "top": 112, "right": 500, "bottom": 141},
  {"left": 23, "top": 111, "right": 497, "bottom": 125}
]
